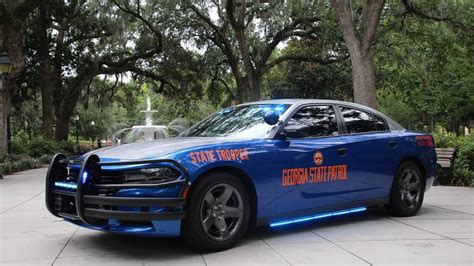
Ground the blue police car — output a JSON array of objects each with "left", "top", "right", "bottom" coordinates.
[{"left": 46, "top": 99, "right": 437, "bottom": 251}]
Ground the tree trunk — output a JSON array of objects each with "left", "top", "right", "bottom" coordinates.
[
  {"left": 0, "top": 24, "right": 6, "bottom": 154},
  {"left": 331, "top": 0, "right": 384, "bottom": 110},
  {"left": 349, "top": 48, "right": 378, "bottom": 109},
  {"left": 55, "top": 96, "right": 75, "bottom": 141},
  {"left": 53, "top": 29, "right": 64, "bottom": 118},
  {"left": 1, "top": 21, "right": 26, "bottom": 154},
  {"left": 0, "top": 78, "right": 8, "bottom": 154},
  {"left": 39, "top": 0, "right": 54, "bottom": 139},
  {"left": 245, "top": 75, "right": 260, "bottom": 101},
  {"left": 55, "top": 111, "right": 70, "bottom": 141},
  {"left": 235, "top": 31, "right": 260, "bottom": 101},
  {"left": 234, "top": 76, "right": 245, "bottom": 103},
  {"left": 54, "top": 84, "right": 82, "bottom": 141}
]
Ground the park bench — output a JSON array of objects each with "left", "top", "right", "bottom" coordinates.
[
  {"left": 435, "top": 148, "right": 456, "bottom": 184},
  {"left": 436, "top": 148, "right": 456, "bottom": 169}
]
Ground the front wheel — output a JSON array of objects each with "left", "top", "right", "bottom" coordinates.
[
  {"left": 182, "top": 172, "right": 250, "bottom": 252},
  {"left": 386, "top": 161, "right": 425, "bottom": 216}
]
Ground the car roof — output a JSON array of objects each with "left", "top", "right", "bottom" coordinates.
[
  {"left": 244, "top": 98, "right": 369, "bottom": 109},
  {"left": 240, "top": 98, "right": 405, "bottom": 131}
]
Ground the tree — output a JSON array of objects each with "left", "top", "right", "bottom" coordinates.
[
  {"left": 0, "top": 0, "right": 38, "bottom": 153},
  {"left": 331, "top": 0, "right": 385, "bottom": 109},
  {"left": 182, "top": 0, "right": 345, "bottom": 102},
  {"left": 38, "top": 0, "right": 54, "bottom": 139},
  {"left": 376, "top": 0, "right": 473, "bottom": 132},
  {"left": 22, "top": 0, "right": 166, "bottom": 140},
  {"left": 262, "top": 40, "right": 353, "bottom": 100}
]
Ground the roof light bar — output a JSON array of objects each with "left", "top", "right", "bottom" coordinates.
[
  {"left": 54, "top": 181, "right": 78, "bottom": 190},
  {"left": 270, "top": 207, "right": 367, "bottom": 227}
]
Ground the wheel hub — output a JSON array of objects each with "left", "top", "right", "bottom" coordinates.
[
  {"left": 200, "top": 183, "right": 244, "bottom": 241},
  {"left": 211, "top": 203, "right": 226, "bottom": 219},
  {"left": 399, "top": 168, "right": 422, "bottom": 209}
]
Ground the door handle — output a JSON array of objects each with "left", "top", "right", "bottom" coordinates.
[
  {"left": 337, "top": 148, "right": 347, "bottom": 155},
  {"left": 389, "top": 140, "right": 398, "bottom": 148}
]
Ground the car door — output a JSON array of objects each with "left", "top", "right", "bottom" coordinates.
[
  {"left": 274, "top": 105, "right": 352, "bottom": 215},
  {"left": 337, "top": 105, "right": 400, "bottom": 201}
]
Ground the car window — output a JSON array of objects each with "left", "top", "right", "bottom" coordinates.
[
  {"left": 180, "top": 104, "right": 290, "bottom": 138},
  {"left": 339, "top": 106, "right": 387, "bottom": 133},
  {"left": 284, "top": 105, "right": 339, "bottom": 138}
]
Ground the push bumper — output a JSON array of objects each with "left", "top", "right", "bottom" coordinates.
[{"left": 45, "top": 154, "right": 189, "bottom": 236}]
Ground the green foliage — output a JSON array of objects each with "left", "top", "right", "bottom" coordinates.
[
  {"left": 0, "top": 158, "right": 42, "bottom": 176},
  {"left": 74, "top": 105, "right": 115, "bottom": 141},
  {"left": 433, "top": 133, "right": 474, "bottom": 186},
  {"left": 432, "top": 132, "right": 458, "bottom": 148},
  {"left": 453, "top": 135, "right": 474, "bottom": 186},
  {"left": 262, "top": 40, "right": 352, "bottom": 100},
  {"left": 0, "top": 153, "right": 7, "bottom": 164},
  {"left": 19, "top": 138, "right": 76, "bottom": 158},
  {"left": 376, "top": 1, "right": 474, "bottom": 132},
  {"left": 377, "top": 88, "right": 419, "bottom": 130},
  {"left": 37, "top": 154, "right": 53, "bottom": 164}
]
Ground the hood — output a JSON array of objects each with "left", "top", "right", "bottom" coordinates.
[{"left": 84, "top": 137, "right": 242, "bottom": 161}]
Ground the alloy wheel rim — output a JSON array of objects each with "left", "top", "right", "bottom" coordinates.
[
  {"left": 399, "top": 167, "right": 422, "bottom": 209},
  {"left": 199, "top": 183, "right": 244, "bottom": 241}
]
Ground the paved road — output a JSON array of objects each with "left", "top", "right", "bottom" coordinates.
[{"left": 1, "top": 167, "right": 473, "bottom": 265}]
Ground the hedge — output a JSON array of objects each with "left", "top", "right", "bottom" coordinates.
[{"left": 434, "top": 133, "right": 474, "bottom": 186}]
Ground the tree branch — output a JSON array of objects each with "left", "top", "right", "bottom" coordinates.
[
  {"left": 188, "top": 3, "right": 226, "bottom": 41},
  {"left": 264, "top": 54, "right": 349, "bottom": 73},
  {"left": 209, "top": 71, "right": 234, "bottom": 99},
  {"left": 99, "top": 46, "right": 161, "bottom": 68},
  {"left": 331, "top": 0, "right": 362, "bottom": 53},
  {"left": 257, "top": 16, "right": 321, "bottom": 72},
  {"left": 111, "top": 0, "right": 163, "bottom": 50},
  {"left": 225, "top": 0, "right": 239, "bottom": 30},
  {"left": 361, "top": 0, "right": 385, "bottom": 50},
  {"left": 402, "top": 0, "right": 473, "bottom": 34}
]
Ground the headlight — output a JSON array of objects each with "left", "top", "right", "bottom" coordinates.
[{"left": 123, "top": 167, "right": 180, "bottom": 184}]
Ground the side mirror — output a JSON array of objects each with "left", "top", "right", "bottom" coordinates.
[{"left": 263, "top": 111, "right": 280, "bottom": 125}]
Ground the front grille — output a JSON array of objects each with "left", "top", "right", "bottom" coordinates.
[
  {"left": 97, "top": 171, "right": 124, "bottom": 184},
  {"left": 46, "top": 154, "right": 188, "bottom": 225}
]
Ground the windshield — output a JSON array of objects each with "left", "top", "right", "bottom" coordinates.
[{"left": 180, "top": 104, "right": 290, "bottom": 138}]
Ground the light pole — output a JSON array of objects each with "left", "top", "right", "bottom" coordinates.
[
  {"left": 0, "top": 52, "right": 13, "bottom": 161},
  {"left": 74, "top": 115, "right": 79, "bottom": 149}
]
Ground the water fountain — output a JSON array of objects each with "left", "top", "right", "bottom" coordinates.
[{"left": 112, "top": 96, "right": 169, "bottom": 144}]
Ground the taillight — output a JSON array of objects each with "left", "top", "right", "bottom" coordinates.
[{"left": 415, "top": 135, "right": 434, "bottom": 147}]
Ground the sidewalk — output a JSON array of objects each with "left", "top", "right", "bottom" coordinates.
[{"left": 1, "top": 167, "right": 473, "bottom": 265}]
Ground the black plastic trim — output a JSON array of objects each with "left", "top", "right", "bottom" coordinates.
[
  {"left": 94, "top": 179, "right": 186, "bottom": 189},
  {"left": 53, "top": 189, "right": 76, "bottom": 197},
  {"left": 58, "top": 212, "right": 80, "bottom": 220},
  {"left": 83, "top": 208, "right": 185, "bottom": 221},
  {"left": 83, "top": 195, "right": 186, "bottom": 207},
  {"left": 75, "top": 154, "right": 100, "bottom": 224},
  {"left": 58, "top": 159, "right": 83, "bottom": 165},
  {"left": 45, "top": 153, "right": 66, "bottom": 218},
  {"left": 46, "top": 153, "right": 189, "bottom": 225}
]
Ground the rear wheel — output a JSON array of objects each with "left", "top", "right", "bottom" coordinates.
[
  {"left": 387, "top": 161, "right": 425, "bottom": 216},
  {"left": 182, "top": 172, "right": 250, "bottom": 251}
]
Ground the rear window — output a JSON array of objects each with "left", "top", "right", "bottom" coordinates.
[{"left": 339, "top": 107, "right": 387, "bottom": 134}]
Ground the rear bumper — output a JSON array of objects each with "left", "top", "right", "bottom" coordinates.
[{"left": 45, "top": 153, "right": 188, "bottom": 236}]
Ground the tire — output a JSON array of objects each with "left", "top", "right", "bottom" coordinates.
[
  {"left": 386, "top": 161, "right": 425, "bottom": 216},
  {"left": 182, "top": 171, "right": 251, "bottom": 252}
]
